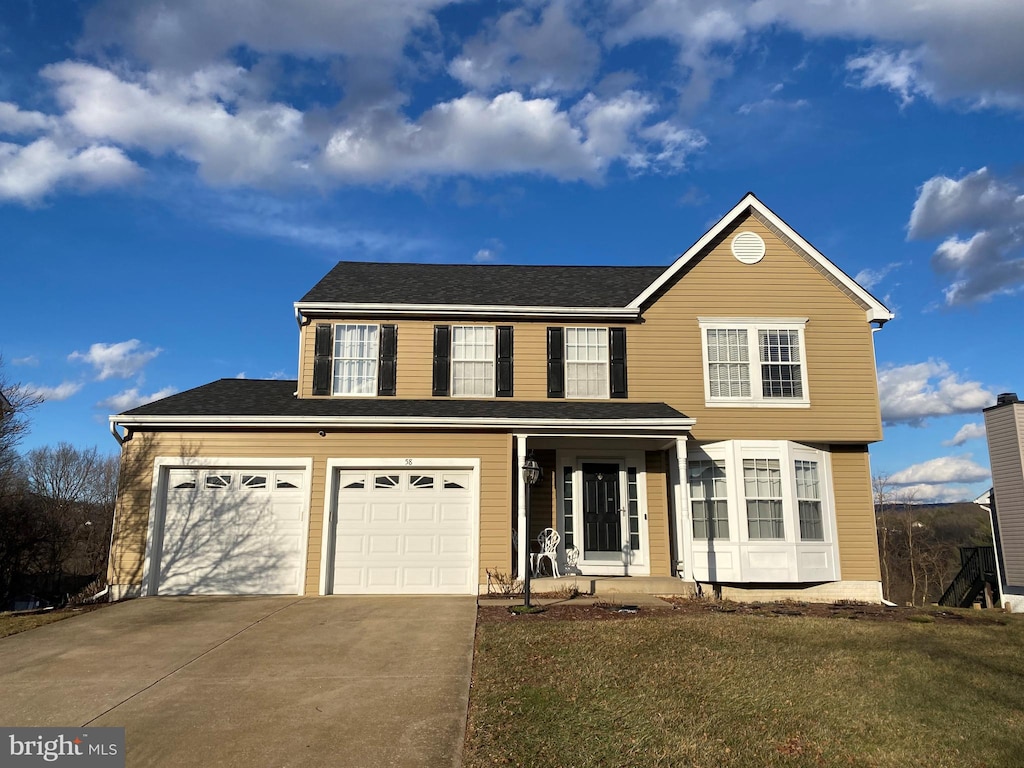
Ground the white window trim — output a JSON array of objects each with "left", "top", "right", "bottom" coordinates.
[
  {"left": 564, "top": 326, "right": 610, "bottom": 400},
  {"left": 332, "top": 323, "right": 380, "bottom": 397},
  {"left": 698, "top": 317, "right": 810, "bottom": 408},
  {"left": 450, "top": 325, "right": 496, "bottom": 398}
]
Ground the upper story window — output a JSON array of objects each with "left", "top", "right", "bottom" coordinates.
[
  {"left": 547, "top": 326, "right": 627, "bottom": 400},
  {"left": 565, "top": 327, "right": 609, "bottom": 399},
  {"left": 699, "top": 318, "right": 809, "bottom": 406},
  {"left": 333, "top": 324, "right": 379, "bottom": 396},
  {"left": 311, "top": 322, "right": 397, "bottom": 397},
  {"left": 432, "top": 325, "right": 512, "bottom": 398},
  {"left": 451, "top": 325, "right": 496, "bottom": 397}
]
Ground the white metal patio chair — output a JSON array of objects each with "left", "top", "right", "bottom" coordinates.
[{"left": 532, "top": 527, "right": 561, "bottom": 578}]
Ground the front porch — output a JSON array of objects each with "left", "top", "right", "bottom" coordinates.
[{"left": 511, "top": 433, "right": 692, "bottom": 585}]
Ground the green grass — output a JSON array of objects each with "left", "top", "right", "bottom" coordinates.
[
  {"left": 0, "top": 608, "right": 89, "bottom": 638},
  {"left": 464, "top": 609, "right": 1024, "bottom": 768}
]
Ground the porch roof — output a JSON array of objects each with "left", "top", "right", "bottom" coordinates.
[{"left": 112, "top": 379, "right": 694, "bottom": 433}]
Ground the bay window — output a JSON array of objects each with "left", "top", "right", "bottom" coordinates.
[{"left": 684, "top": 440, "right": 838, "bottom": 583}]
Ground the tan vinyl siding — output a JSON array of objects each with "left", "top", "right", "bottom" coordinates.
[
  {"left": 631, "top": 213, "right": 882, "bottom": 443},
  {"left": 107, "top": 430, "right": 512, "bottom": 594},
  {"left": 645, "top": 451, "right": 671, "bottom": 576},
  {"left": 985, "top": 403, "right": 1024, "bottom": 586},
  {"left": 829, "top": 444, "right": 881, "bottom": 581},
  {"left": 297, "top": 214, "right": 882, "bottom": 443},
  {"left": 525, "top": 450, "right": 558, "bottom": 549}
]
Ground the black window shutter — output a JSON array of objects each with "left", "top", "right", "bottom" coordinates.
[
  {"left": 609, "top": 327, "right": 627, "bottom": 399},
  {"left": 547, "top": 327, "right": 564, "bottom": 398},
  {"left": 432, "top": 325, "right": 451, "bottom": 396},
  {"left": 312, "top": 324, "right": 333, "bottom": 396},
  {"left": 496, "top": 326, "right": 514, "bottom": 397},
  {"left": 377, "top": 324, "right": 397, "bottom": 396}
]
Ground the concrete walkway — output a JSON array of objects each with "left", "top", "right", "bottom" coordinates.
[{"left": 0, "top": 596, "right": 477, "bottom": 767}]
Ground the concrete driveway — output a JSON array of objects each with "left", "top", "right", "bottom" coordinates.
[{"left": 0, "top": 596, "right": 477, "bottom": 767}]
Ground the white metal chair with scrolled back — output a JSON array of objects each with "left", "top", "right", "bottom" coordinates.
[{"left": 532, "top": 527, "right": 561, "bottom": 578}]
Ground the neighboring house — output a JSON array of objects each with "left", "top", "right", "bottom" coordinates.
[
  {"left": 981, "top": 392, "right": 1024, "bottom": 611},
  {"left": 106, "top": 193, "right": 893, "bottom": 601}
]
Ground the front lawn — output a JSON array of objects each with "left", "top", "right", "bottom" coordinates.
[
  {"left": 464, "top": 602, "right": 1024, "bottom": 768},
  {"left": 0, "top": 607, "right": 98, "bottom": 639}
]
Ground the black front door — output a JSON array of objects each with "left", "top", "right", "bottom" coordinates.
[{"left": 582, "top": 463, "right": 621, "bottom": 555}]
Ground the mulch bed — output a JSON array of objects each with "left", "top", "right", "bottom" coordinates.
[{"left": 478, "top": 597, "right": 1009, "bottom": 625}]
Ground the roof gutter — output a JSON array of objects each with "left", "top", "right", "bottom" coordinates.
[
  {"left": 111, "top": 413, "right": 696, "bottom": 432},
  {"left": 294, "top": 301, "right": 640, "bottom": 321}
]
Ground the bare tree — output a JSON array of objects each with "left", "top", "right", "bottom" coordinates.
[
  {"left": 874, "top": 473, "right": 896, "bottom": 600},
  {"left": 0, "top": 355, "right": 41, "bottom": 490},
  {"left": 21, "top": 444, "right": 119, "bottom": 597}
]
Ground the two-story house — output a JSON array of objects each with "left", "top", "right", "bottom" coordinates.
[{"left": 107, "top": 193, "right": 893, "bottom": 602}]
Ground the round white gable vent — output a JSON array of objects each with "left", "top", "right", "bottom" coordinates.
[{"left": 731, "top": 231, "right": 766, "bottom": 264}]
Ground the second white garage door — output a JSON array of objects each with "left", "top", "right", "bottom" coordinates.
[{"left": 331, "top": 467, "right": 476, "bottom": 594}]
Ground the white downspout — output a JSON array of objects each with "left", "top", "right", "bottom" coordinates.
[{"left": 108, "top": 417, "right": 125, "bottom": 445}]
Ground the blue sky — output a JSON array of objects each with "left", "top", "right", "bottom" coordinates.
[{"left": 2, "top": 0, "right": 1022, "bottom": 503}]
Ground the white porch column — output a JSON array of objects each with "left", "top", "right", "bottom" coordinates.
[
  {"left": 515, "top": 434, "right": 528, "bottom": 580},
  {"left": 672, "top": 436, "right": 690, "bottom": 579}
]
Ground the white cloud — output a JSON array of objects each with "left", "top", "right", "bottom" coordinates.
[
  {"left": 0, "top": 102, "right": 56, "bottom": 134},
  {"left": 97, "top": 386, "right": 177, "bottom": 412},
  {"left": 22, "top": 381, "right": 84, "bottom": 402},
  {"left": 69, "top": 339, "right": 162, "bottom": 381},
  {"left": 607, "top": 2, "right": 748, "bottom": 110},
  {"left": 736, "top": 97, "right": 809, "bottom": 115},
  {"left": 890, "top": 455, "right": 990, "bottom": 486},
  {"left": 846, "top": 48, "right": 925, "bottom": 106},
  {"left": 908, "top": 167, "right": 1024, "bottom": 305},
  {"left": 450, "top": 0, "right": 601, "bottom": 95},
  {"left": 324, "top": 90, "right": 702, "bottom": 183},
  {"left": 909, "top": 167, "right": 1024, "bottom": 240},
  {"left": 888, "top": 483, "right": 978, "bottom": 504},
  {"left": 608, "top": 1, "right": 1024, "bottom": 111},
  {"left": 44, "top": 62, "right": 313, "bottom": 187},
  {"left": 82, "top": 0, "right": 449, "bottom": 70},
  {"left": 854, "top": 261, "right": 903, "bottom": 290},
  {"left": 878, "top": 360, "right": 996, "bottom": 426},
  {"left": 943, "top": 422, "right": 987, "bottom": 447},
  {"left": 235, "top": 372, "right": 246, "bottom": 379},
  {"left": 752, "top": 0, "right": 1024, "bottom": 109},
  {"left": 0, "top": 138, "right": 140, "bottom": 204},
  {"left": 11, "top": 355, "right": 39, "bottom": 367},
  {"left": 473, "top": 248, "right": 498, "bottom": 263}
]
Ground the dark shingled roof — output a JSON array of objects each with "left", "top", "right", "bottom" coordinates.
[
  {"left": 119, "top": 379, "right": 687, "bottom": 421},
  {"left": 299, "top": 262, "right": 667, "bottom": 307}
]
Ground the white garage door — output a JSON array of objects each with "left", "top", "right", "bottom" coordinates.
[
  {"left": 155, "top": 467, "right": 307, "bottom": 595},
  {"left": 331, "top": 468, "right": 476, "bottom": 594}
]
